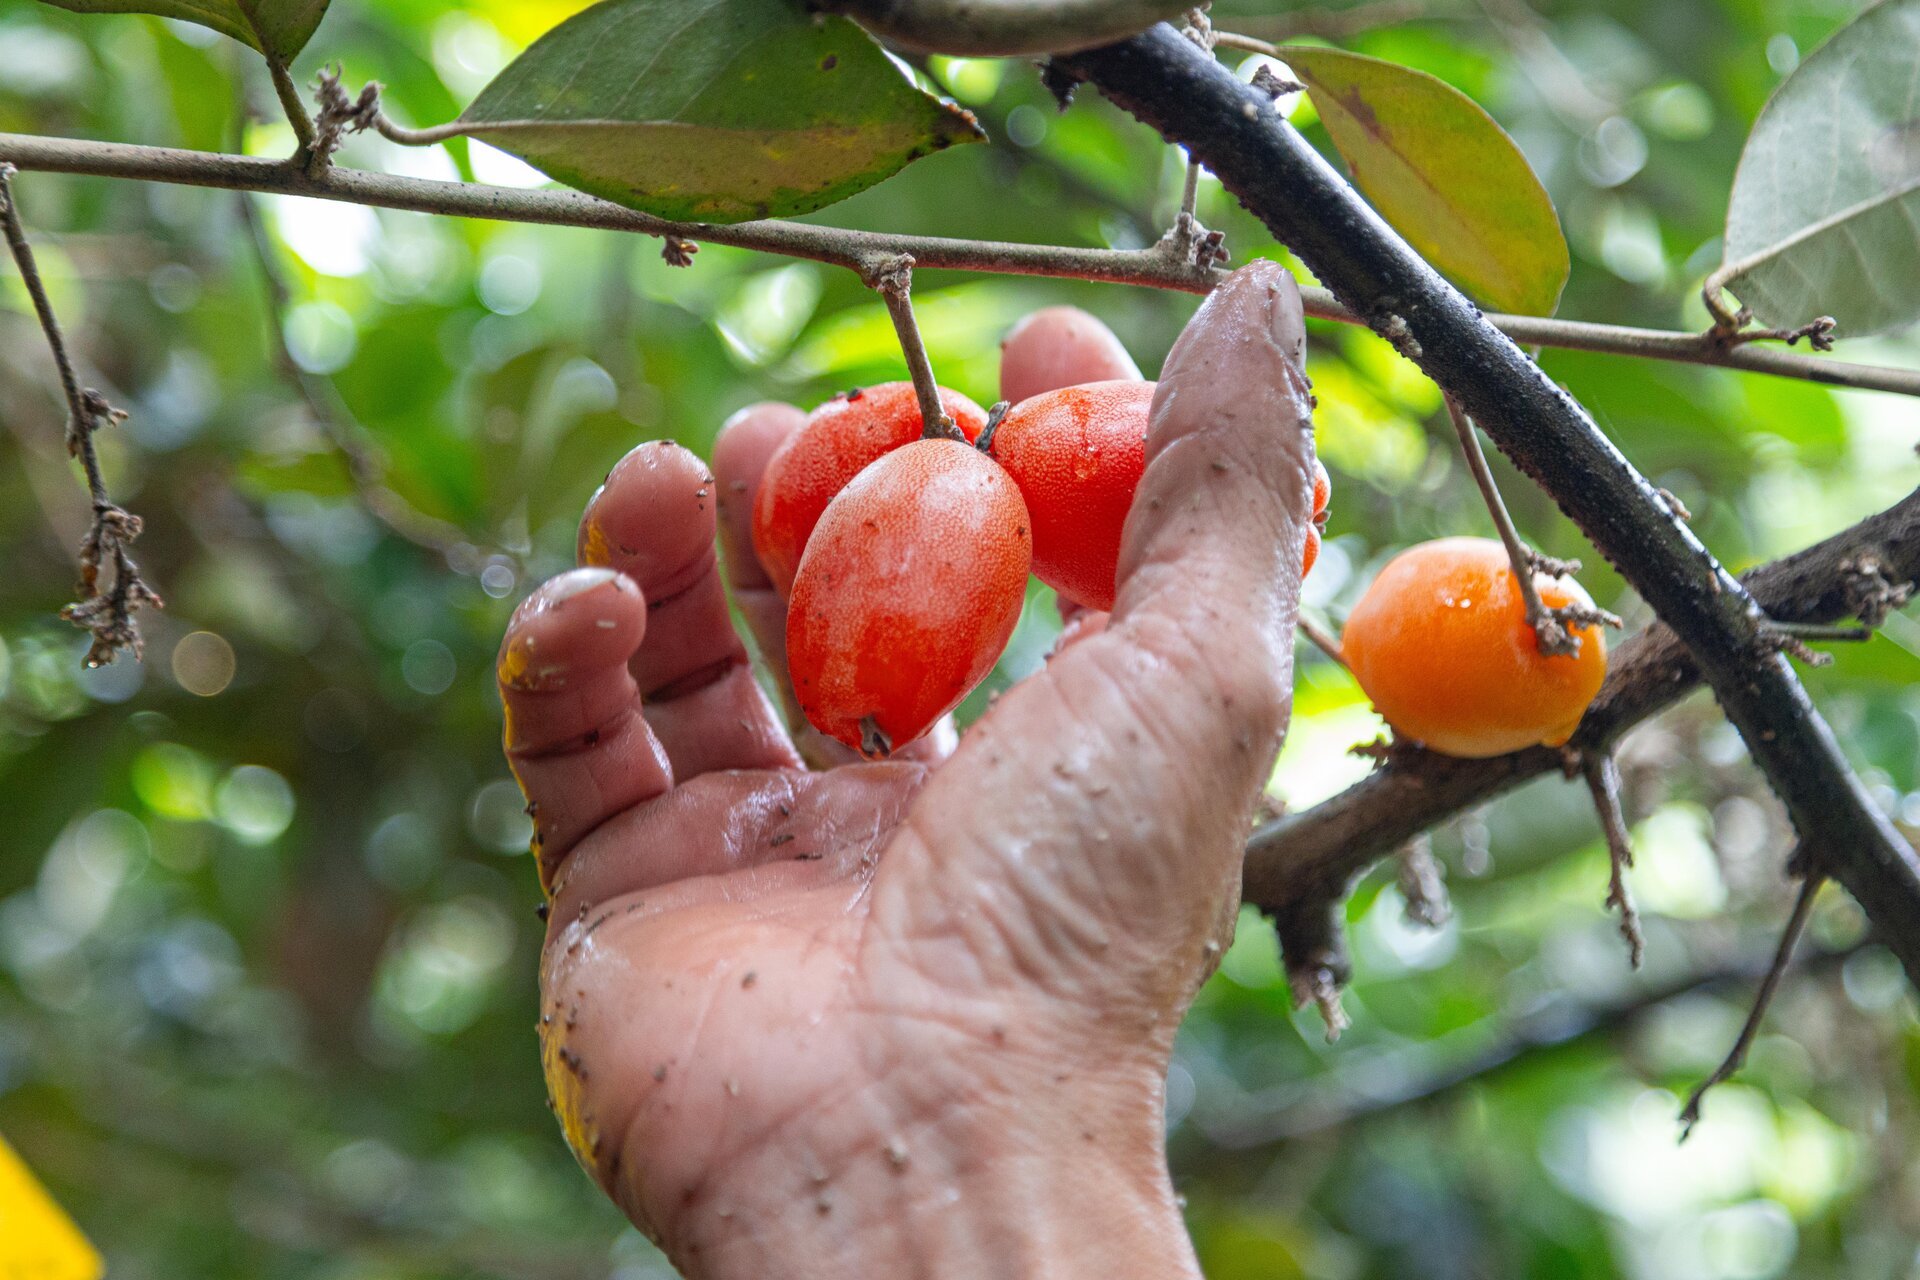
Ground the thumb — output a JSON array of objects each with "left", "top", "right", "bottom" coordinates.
[{"left": 877, "top": 260, "right": 1317, "bottom": 1018}]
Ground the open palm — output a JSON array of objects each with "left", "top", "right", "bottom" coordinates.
[{"left": 498, "top": 263, "right": 1318, "bottom": 1278}]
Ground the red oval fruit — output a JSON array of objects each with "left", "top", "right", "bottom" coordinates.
[
  {"left": 1304, "top": 457, "right": 1330, "bottom": 578},
  {"left": 786, "top": 440, "right": 1031, "bottom": 757},
  {"left": 752, "top": 383, "right": 987, "bottom": 596},
  {"left": 986, "top": 380, "right": 1154, "bottom": 612}
]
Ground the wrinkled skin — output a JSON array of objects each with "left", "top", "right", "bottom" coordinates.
[{"left": 498, "top": 263, "right": 1318, "bottom": 1279}]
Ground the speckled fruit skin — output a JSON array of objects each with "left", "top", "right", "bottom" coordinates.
[
  {"left": 752, "top": 382, "right": 987, "bottom": 597},
  {"left": 1341, "top": 536, "right": 1608, "bottom": 759},
  {"left": 786, "top": 439, "right": 1031, "bottom": 757},
  {"left": 1304, "top": 458, "right": 1330, "bottom": 577},
  {"left": 991, "top": 383, "right": 1328, "bottom": 611},
  {"left": 987, "top": 380, "right": 1154, "bottom": 612}
]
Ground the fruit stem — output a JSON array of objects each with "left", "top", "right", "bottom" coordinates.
[
  {"left": 868, "top": 254, "right": 965, "bottom": 443},
  {"left": 976, "top": 400, "right": 1011, "bottom": 454},
  {"left": 1296, "top": 611, "right": 1346, "bottom": 667},
  {"left": 859, "top": 715, "right": 894, "bottom": 759},
  {"left": 1579, "top": 751, "right": 1644, "bottom": 970},
  {"left": 1445, "top": 397, "right": 1612, "bottom": 657}
]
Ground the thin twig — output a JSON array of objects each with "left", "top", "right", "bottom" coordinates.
[
  {"left": 1763, "top": 620, "right": 1872, "bottom": 643},
  {"left": 234, "top": 192, "right": 486, "bottom": 561},
  {"left": 1158, "top": 10, "right": 1224, "bottom": 269},
  {"left": 868, "top": 256, "right": 962, "bottom": 442},
  {"left": 1446, "top": 397, "right": 1617, "bottom": 656},
  {"left": 1581, "top": 752, "right": 1644, "bottom": 968},
  {"left": 0, "top": 163, "right": 160, "bottom": 665},
  {"left": 266, "top": 58, "right": 316, "bottom": 154},
  {"left": 1678, "top": 871, "right": 1824, "bottom": 1139},
  {"left": 0, "top": 132, "right": 1915, "bottom": 398}
]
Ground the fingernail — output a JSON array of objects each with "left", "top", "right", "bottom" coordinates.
[{"left": 547, "top": 566, "right": 622, "bottom": 602}]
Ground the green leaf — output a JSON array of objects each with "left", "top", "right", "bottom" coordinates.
[
  {"left": 1283, "top": 45, "right": 1569, "bottom": 317},
  {"left": 35, "top": 0, "right": 328, "bottom": 60},
  {"left": 460, "top": 0, "right": 985, "bottom": 224},
  {"left": 1720, "top": 0, "right": 1920, "bottom": 335}
]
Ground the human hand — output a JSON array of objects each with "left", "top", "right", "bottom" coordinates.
[{"left": 497, "top": 260, "right": 1318, "bottom": 1279}]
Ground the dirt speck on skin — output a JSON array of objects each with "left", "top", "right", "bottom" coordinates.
[
  {"left": 654, "top": 1063, "right": 669, "bottom": 1082},
  {"left": 741, "top": 970, "right": 758, "bottom": 989}
]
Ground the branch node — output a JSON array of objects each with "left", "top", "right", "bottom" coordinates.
[
  {"left": 1678, "top": 872, "right": 1823, "bottom": 1140},
  {"left": 1582, "top": 752, "right": 1645, "bottom": 969},
  {"left": 1656, "top": 487, "right": 1693, "bottom": 522},
  {"left": 1838, "top": 552, "right": 1913, "bottom": 629},
  {"left": 1396, "top": 833, "right": 1451, "bottom": 929},
  {"left": 661, "top": 236, "right": 699, "bottom": 268},
  {"left": 1250, "top": 64, "right": 1306, "bottom": 98},
  {"left": 309, "top": 67, "right": 382, "bottom": 178}
]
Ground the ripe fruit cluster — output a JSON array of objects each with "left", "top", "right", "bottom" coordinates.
[
  {"left": 754, "top": 371, "right": 1329, "bottom": 757},
  {"left": 745, "top": 332, "right": 1607, "bottom": 766}
]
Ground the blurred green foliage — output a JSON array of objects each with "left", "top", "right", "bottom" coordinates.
[{"left": 1, "top": 0, "right": 1918, "bottom": 1276}]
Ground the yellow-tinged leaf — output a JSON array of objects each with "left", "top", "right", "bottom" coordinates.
[
  {"left": 0, "top": 1134, "right": 103, "bottom": 1280},
  {"left": 1284, "top": 45, "right": 1569, "bottom": 317}
]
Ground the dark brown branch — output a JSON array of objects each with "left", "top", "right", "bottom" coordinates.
[
  {"left": 1246, "top": 487, "right": 1920, "bottom": 947},
  {"left": 0, "top": 132, "right": 1914, "bottom": 398},
  {"left": 0, "top": 163, "right": 160, "bottom": 665},
  {"left": 1060, "top": 26, "right": 1920, "bottom": 986},
  {"left": 1678, "top": 872, "right": 1824, "bottom": 1139}
]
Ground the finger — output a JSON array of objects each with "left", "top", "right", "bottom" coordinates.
[
  {"left": 881, "top": 262, "right": 1314, "bottom": 1003},
  {"left": 999, "top": 305, "right": 1143, "bottom": 404},
  {"left": 499, "top": 567, "right": 673, "bottom": 891},
  {"left": 711, "top": 404, "right": 956, "bottom": 767},
  {"left": 580, "top": 439, "right": 801, "bottom": 777}
]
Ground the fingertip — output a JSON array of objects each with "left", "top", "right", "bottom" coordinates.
[
  {"left": 712, "top": 402, "right": 806, "bottom": 589},
  {"left": 579, "top": 440, "right": 717, "bottom": 597},
  {"left": 500, "top": 568, "right": 646, "bottom": 693},
  {"left": 999, "top": 305, "right": 1142, "bottom": 404}
]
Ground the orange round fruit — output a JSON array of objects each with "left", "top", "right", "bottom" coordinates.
[
  {"left": 752, "top": 382, "right": 987, "bottom": 597},
  {"left": 1340, "top": 537, "right": 1607, "bottom": 758},
  {"left": 786, "top": 439, "right": 1031, "bottom": 757}
]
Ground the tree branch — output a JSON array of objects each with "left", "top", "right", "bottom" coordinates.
[
  {"left": 0, "top": 163, "right": 161, "bottom": 664},
  {"left": 1060, "top": 26, "right": 1920, "bottom": 987},
  {"left": 814, "top": 0, "right": 1191, "bottom": 55},
  {"left": 1245, "top": 487, "right": 1920, "bottom": 950},
  {"left": 0, "top": 132, "right": 1913, "bottom": 398},
  {"left": 1190, "top": 936, "right": 1854, "bottom": 1149}
]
